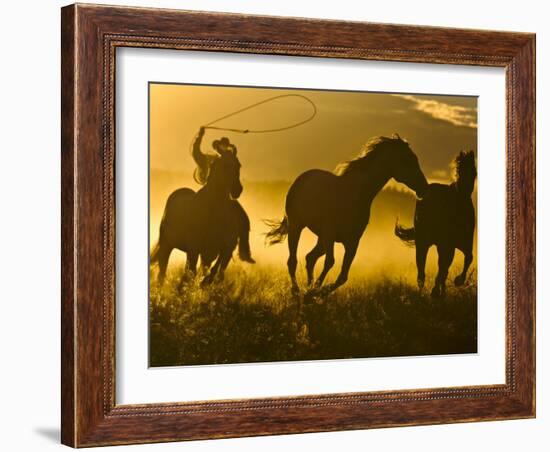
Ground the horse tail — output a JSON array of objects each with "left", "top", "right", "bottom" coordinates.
[
  {"left": 150, "top": 200, "right": 171, "bottom": 268},
  {"left": 395, "top": 218, "right": 416, "bottom": 247},
  {"left": 264, "top": 216, "right": 289, "bottom": 245},
  {"left": 150, "top": 241, "right": 161, "bottom": 267}
]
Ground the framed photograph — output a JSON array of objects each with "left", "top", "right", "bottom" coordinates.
[{"left": 61, "top": 4, "right": 535, "bottom": 447}]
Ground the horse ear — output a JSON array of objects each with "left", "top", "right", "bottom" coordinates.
[{"left": 392, "top": 133, "right": 401, "bottom": 140}]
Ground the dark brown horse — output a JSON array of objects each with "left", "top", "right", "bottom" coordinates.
[
  {"left": 150, "top": 144, "right": 243, "bottom": 287},
  {"left": 266, "top": 135, "right": 428, "bottom": 295},
  {"left": 395, "top": 150, "right": 477, "bottom": 298}
]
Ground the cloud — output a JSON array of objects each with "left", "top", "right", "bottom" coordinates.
[
  {"left": 430, "top": 169, "right": 449, "bottom": 179},
  {"left": 393, "top": 94, "right": 477, "bottom": 129},
  {"left": 426, "top": 169, "right": 452, "bottom": 185}
]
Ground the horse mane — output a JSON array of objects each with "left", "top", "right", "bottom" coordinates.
[
  {"left": 335, "top": 135, "right": 406, "bottom": 176},
  {"left": 452, "top": 150, "right": 477, "bottom": 195}
]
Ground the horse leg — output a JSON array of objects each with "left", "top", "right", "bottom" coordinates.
[
  {"left": 306, "top": 239, "right": 325, "bottom": 286},
  {"left": 156, "top": 245, "right": 172, "bottom": 286},
  {"left": 314, "top": 240, "right": 335, "bottom": 288},
  {"left": 287, "top": 222, "right": 303, "bottom": 294},
  {"left": 416, "top": 240, "right": 429, "bottom": 289},
  {"left": 322, "top": 239, "right": 359, "bottom": 294},
  {"left": 177, "top": 252, "right": 198, "bottom": 291},
  {"left": 215, "top": 251, "right": 233, "bottom": 282},
  {"left": 199, "top": 252, "right": 215, "bottom": 274},
  {"left": 454, "top": 251, "right": 473, "bottom": 286},
  {"left": 201, "top": 255, "right": 221, "bottom": 286},
  {"left": 432, "top": 245, "right": 455, "bottom": 298},
  {"left": 201, "top": 249, "right": 233, "bottom": 286}
]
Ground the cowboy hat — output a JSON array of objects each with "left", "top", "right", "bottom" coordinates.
[{"left": 212, "top": 137, "right": 237, "bottom": 155}]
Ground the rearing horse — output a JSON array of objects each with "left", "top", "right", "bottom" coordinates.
[
  {"left": 150, "top": 143, "right": 243, "bottom": 287},
  {"left": 266, "top": 135, "right": 428, "bottom": 294}
]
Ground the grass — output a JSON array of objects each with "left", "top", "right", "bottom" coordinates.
[{"left": 149, "top": 265, "right": 477, "bottom": 367}]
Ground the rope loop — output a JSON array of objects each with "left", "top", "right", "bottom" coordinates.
[
  {"left": 189, "top": 94, "right": 317, "bottom": 179},
  {"left": 202, "top": 94, "right": 317, "bottom": 134}
]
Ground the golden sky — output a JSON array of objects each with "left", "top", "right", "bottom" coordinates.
[
  {"left": 149, "top": 83, "right": 477, "bottom": 183},
  {"left": 149, "top": 84, "right": 478, "bottom": 276}
]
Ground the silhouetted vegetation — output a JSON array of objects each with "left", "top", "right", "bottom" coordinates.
[{"left": 149, "top": 265, "right": 477, "bottom": 367}]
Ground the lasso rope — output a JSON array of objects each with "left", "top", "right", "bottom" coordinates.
[
  {"left": 202, "top": 93, "right": 317, "bottom": 134},
  {"left": 190, "top": 94, "right": 317, "bottom": 184}
]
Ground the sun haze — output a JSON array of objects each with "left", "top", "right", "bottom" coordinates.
[{"left": 149, "top": 83, "right": 477, "bottom": 277}]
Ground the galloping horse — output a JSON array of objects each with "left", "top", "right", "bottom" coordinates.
[
  {"left": 150, "top": 144, "right": 243, "bottom": 286},
  {"left": 395, "top": 150, "right": 477, "bottom": 298},
  {"left": 266, "top": 135, "right": 428, "bottom": 295}
]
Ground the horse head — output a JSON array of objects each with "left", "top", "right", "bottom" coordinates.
[
  {"left": 388, "top": 135, "right": 428, "bottom": 197},
  {"left": 209, "top": 138, "right": 243, "bottom": 199},
  {"left": 453, "top": 150, "right": 477, "bottom": 196}
]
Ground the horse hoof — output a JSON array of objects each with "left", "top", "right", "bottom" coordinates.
[
  {"left": 308, "top": 285, "right": 334, "bottom": 299},
  {"left": 454, "top": 276, "right": 465, "bottom": 286},
  {"left": 239, "top": 256, "right": 256, "bottom": 264},
  {"left": 303, "top": 290, "right": 317, "bottom": 305},
  {"left": 304, "top": 288, "right": 330, "bottom": 306},
  {"left": 431, "top": 287, "right": 442, "bottom": 299},
  {"left": 304, "top": 286, "right": 321, "bottom": 298}
]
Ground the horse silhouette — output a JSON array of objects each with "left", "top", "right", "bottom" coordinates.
[
  {"left": 150, "top": 142, "right": 243, "bottom": 287},
  {"left": 266, "top": 135, "right": 428, "bottom": 295},
  {"left": 395, "top": 150, "right": 477, "bottom": 298}
]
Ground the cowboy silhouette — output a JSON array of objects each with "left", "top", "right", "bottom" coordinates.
[{"left": 192, "top": 126, "right": 255, "bottom": 263}]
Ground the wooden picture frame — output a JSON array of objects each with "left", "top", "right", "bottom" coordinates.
[{"left": 61, "top": 3, "right": 535, "bottom": 447}]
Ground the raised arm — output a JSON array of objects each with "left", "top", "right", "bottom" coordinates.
[{"left": 192, "top": 126, "right": 215, "bottom": 185}]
